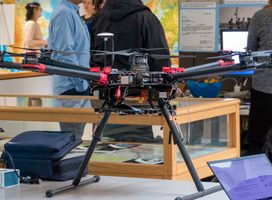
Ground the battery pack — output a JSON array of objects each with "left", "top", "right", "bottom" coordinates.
[{"left": 0, "top": 168, "right": 20, "bottom": 188}]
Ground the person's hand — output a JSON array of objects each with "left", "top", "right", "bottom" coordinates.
[{"left": 42, "top": 40, "right": 48, "bottom": 46}]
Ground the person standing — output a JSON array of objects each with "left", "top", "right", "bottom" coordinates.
[
  {"left": 89, "top": 0, "right": 170, "bottom": 143},
  {"left": 23, "top": 2, "right": 47, "bottom": 50},
  {"left": 89, "top": 0, "right": 170, "bottom": 71},
  {"left": 48, "top": 0, "right": 91, "bottom": 139},
  {"left": 246, "top": 0, "right": 272, "bottom": 161},
  {"left": 81, "top": 0, "right": 95, "bottom": 24},
  {"left": 93, "top": 0, "right": 106, "bottom": 15}
]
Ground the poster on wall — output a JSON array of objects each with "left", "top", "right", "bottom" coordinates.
[
  {"left": 179, "top": 9, "right": 216, "bottom": 51},
  {"left": 179, "top": 1, "right": 266, "bottom": 52},
  {"left": 224, "top": 0, "right": 267, "bottom": 4}
]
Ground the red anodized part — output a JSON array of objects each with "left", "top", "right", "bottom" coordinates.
[
  {"left": 162, "top": 67, "right": 174, "bottom": 74},
  {"left": 103, "top": 67, "right": 111, "bottom": 74},
  {"left": 175, "top": 68, "right": 185, "bottom": 73},
  {"left": 90, "top": 67, "right": 100, "bottom": 72},
  {"left": 21, "top": 64, "right": 46, "bottom": 73},
  {"left": 97, "top": 73, "right": 108, "bottom": 85},
  {"left": 218, "top": 60, "right": 235, "bottom": 66}
]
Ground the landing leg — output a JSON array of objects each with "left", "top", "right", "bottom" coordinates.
[
  {"left": 45, "top": 111, "right": 112, "bottom": 197},
  {"left": 159, "top": 100, "right": 222, "bottom": 200}
]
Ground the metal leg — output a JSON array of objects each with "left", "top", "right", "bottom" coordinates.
[
  {"left": 159, "top": 100, "right": 222, "bottom": 200},
  {"left": 45, "top": 111, "right": 112, "bottom": 197}
]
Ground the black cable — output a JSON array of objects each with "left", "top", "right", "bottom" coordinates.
[
  {"left": 3, "top": 150, "right": 21, "bottom": 179},
  {"left": 2, "top": 150, "right": 41, "bottom": 184},
  {"left": 111, "top": 37, "right": 115, "bottom": 67}
]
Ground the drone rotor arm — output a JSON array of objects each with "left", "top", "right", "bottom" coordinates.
[
  {"left": 0, "top": 61, "right": 22, "bottom": 69},
  {"left": 38, "top": 58, "right": 90, "bottom": 72},
  {"left": 21, "top": 63, "right": 103, "bottom": 82}
]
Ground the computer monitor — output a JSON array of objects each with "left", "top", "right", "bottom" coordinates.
[
  {"left": 221, "top": 29, "right": 254, "bottom": 76},
  {"left": 221, "top": 30, "right": 248, "bottom": 52}
]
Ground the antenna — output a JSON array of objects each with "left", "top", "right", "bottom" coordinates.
[{"left": 97, "top": 32, "right": 114, "bottom": 68}]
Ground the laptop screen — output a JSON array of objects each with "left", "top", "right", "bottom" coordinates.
[{"left": 208, "top": 154, "right": 272, "bottom": 200}]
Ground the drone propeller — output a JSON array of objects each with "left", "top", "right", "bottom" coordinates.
[
  {"left": 91, "top": 47, "right": 171, "bottom": 55},
  {"left": 206, "top": 54, "right": 237, "bottom": 60},
  {"left": 92, "top": 50, "right": 133, "bottom": 56},
  {"left": 149, "top": 54, "right": 195, "bottom": 59},
  {"left": 0, "top": 51, "right": 45, "bottom": 58},
  {"left": 206, "top": 50, "right": 272, "bottom": 60},
  {"left": 127, "top": 47, "right": 169, "bottom": 52},
  {"left": 251, "top": 50, "right": 272, "bottom": 57},
  {"left": 92, "top": 50, "right": 195, "bottom": 58},
  {"left": 10, "top": 46, "right": 86, "bottom": 55},
  {"left": 3, "top": 51, "right": 52, "bottom": 57}
]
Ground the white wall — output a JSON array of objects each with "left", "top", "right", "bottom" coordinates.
[
  {"left": 0, "top": 76, "right": 53, "bottom": 95},
  {"left": 79, "top": 3, "right": 86, "bottom": 16}
]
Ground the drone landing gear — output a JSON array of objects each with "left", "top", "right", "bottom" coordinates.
[
  {"left": 45, "top": 100, "right": 222, "bottom": 199},
  {"left": 45, "top": 111, "right": 111, "bottom": 197}
]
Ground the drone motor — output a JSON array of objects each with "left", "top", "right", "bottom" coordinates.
[
  {"left": 22, "top": 52, "right": 39, "bottom": 65},
  {"left": 129, "top": 52, "right": 149, "bottom": 71}
]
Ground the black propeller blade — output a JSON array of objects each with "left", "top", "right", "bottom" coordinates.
[
  {"left": 149, "top": 54, "right": 195, "bottom": 59},
  {"left": 207, "top": 50, "right": 272, "bottom": 60},
  {"left": 10, "top": 46, "right": 86, "bottom": 55},
  {"left": 91, "top": 50, "right": 195, "bottom": 59},
  {"left": 91, "top": 50, "right": 133, "bottom": 56},
  {"left": 206, "top": 54, "right": 237, "bottom": 60}
]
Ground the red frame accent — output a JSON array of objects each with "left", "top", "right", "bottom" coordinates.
[
  {"left": 103, "top": 67, "right": 111, "bottom": 74},
  {"left": 218, "top": 60, "right": 235, "bottom": 66},
  {"left": 175, "top": 68, "right": 185, "bottom": 73},
  {"left": 163, "top": 67, "right": 174, "bottom": 74},
  {"left": 97, "top": 73, "right": 108, "bottom": 85},
  {"left": 21, "top": 64, "right": 46, "bottom": 73},
  {"left": 90, "top": 67, "right": 100, "bottom": 72}
]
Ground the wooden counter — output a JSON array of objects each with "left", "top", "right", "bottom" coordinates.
[{"left": 0, "top": 71, "right": 49, "bottom": 80}]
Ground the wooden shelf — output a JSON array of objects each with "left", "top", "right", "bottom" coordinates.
[{"left": 0, "top": 71, "right": 49, "bottom": 80}]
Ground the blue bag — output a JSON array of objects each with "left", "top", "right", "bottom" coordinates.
[{"left": 3, "top": 131, "right": 88, "bottom": 181}]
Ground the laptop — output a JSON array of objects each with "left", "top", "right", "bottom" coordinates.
[{"left": 207, "top": 154, "right": 272, "bottom": 200}]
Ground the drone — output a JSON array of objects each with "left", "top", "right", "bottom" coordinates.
[
  {"left": 1, "top": 41, "right": 272, "bottom": 200},
  {"left": 91, "top": 47, "right": 194, "bottom": 71}
]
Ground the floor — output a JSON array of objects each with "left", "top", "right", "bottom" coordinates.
[{"left": 0, "top": 175, "right": 229, "bottom": 200}]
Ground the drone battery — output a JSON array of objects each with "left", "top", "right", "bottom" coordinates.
[{"left": 0, "top": 169, "right": 20, "bottom": 188}]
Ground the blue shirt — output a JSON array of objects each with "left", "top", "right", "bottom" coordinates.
[{"left": 48, "top": 0, "right": 90, "bottom": 95}]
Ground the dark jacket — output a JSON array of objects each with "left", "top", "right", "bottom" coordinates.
[{"left": 89, "top": 0, "right": 171, "bottom": 71}]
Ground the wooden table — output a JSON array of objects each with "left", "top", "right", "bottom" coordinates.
[{"left": 0, "top": 175, "right": 228, "bottom": 200}]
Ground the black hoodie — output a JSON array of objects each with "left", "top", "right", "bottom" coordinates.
[{"left": 90, "top": 0, "right": 171, "bottom": 71}]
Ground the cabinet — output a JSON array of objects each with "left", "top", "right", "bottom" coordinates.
[{"left": 0, "top": 94, "right": 240, "bottom": 181}]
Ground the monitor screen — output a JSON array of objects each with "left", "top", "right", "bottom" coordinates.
[
  {"left": 221, "top": 30, "right": 248, "bottom": 52},
  {"left": 208, "top": 154, "right": 272, "bottom": 200},
  {"left": 221, "top": 30, "right": 254, "bottom": 76}
]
